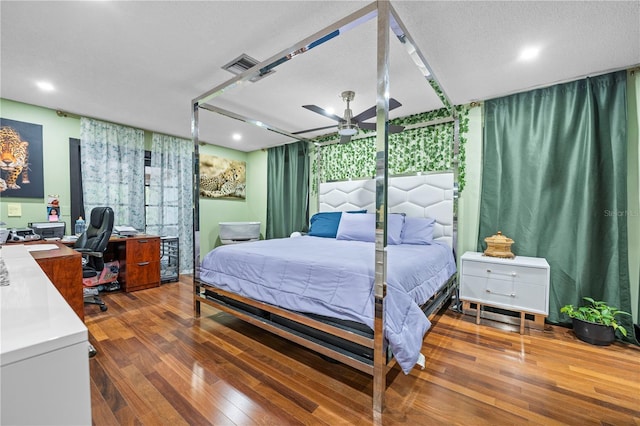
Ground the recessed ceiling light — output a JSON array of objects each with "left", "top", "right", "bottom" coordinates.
[
  {"left": 36, "top": 81, "right": 55, "bottom": 91},
  {"left": 232, "top": 133, "right": 241, "bottom": 141},
  {"left": 519, "top": 46, "right": 540, "bottom": 61}
]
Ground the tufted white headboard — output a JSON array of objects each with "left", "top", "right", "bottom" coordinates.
[{"left": 318, "top": 172, "right": 454, "bottom": 248}]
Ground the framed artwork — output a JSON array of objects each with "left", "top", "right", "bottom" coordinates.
[
  {"left": 199, "top": 154, "right": 246, "bottom": 199},
  {"left": 0, "top": 118, "right": 44, "bottom": 198},
  {"left": 47, "top": 195, "right": 60, "bottom": 221}
]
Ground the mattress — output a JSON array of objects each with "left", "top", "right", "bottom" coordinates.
[{"left": 199, "top": 236, "right": 456, "bottom": 373}]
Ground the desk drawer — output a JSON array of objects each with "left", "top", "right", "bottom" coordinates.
[
  {"left": 127, "top": 238, "right": 160, "bottom": 263},
  {"left": 125, "top": 260, "right": 160, "bottom": 292},
  {"left": 462, "top": 260, "right": 547, "bottom": 285}
]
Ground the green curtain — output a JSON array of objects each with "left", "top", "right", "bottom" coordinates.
[
  {"left": 478, "top": 71, "right": 635, "bottom": 340},
  {"left": 266, "top": 141, "right": 309, "bottom": 239}
]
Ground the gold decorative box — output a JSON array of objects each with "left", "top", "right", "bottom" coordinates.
[{"left": 484, "top": 231, "right": 515, "bottom": 259}]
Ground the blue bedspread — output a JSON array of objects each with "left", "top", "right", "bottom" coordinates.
[{"left": 199, "top": 236, "right": 456, "bottom": 373}]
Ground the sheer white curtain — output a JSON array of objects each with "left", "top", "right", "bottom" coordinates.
[
  {"left": 80, "top": 118, "right": 145, "bottom": 228},
  {"left": 147, "top": 133, "right": 194, "bottom": 274}
]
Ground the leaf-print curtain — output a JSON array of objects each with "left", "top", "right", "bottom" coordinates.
[
  {"left": 80, "top": 117, "right": 145, "bottom": 229},
  {"left": 147, "top": 133, "right": 194, "bottom": 274},
  {"left": 314, "top": 107, "right": 466, "bottom": 186}
]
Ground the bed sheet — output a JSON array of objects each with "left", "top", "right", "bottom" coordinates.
[{"left": 199, "top": 236, "right": 456, "bottom": 373}]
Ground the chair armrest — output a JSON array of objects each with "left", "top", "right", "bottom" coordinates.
[{"left": 74, "top": 248, "right": 104, "bottom": 258}]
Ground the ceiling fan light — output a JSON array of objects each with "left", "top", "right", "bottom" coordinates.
[{"left": 338, "top": 123, "right": 358, "bottom": 136}]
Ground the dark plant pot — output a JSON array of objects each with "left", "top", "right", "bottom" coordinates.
[{"left": 572, "top": 318, "right": 615, "bottom": 346}]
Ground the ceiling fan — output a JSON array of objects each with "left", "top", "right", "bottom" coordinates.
[{"left": 295, "top": 90, "right": 405, "bottom": 143}]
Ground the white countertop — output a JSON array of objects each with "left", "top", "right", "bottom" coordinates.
[{"left": 0, "top": 244, "right": 87, "bottom": 367}]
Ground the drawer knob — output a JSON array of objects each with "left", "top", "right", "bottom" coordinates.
[{"left": 138, "top": 261, "right": 150, "bottom": 266}]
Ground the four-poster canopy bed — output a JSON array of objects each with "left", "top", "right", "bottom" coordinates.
[{"left": 190, "top": 1, "right": 460, "bottom": 413}]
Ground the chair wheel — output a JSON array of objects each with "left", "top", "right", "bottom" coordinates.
[{"left": 100, "top": 305, "right": 108, "bottom": 312}]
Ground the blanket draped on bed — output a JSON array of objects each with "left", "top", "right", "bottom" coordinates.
[{"left": 199, "top": 236, "right": 456, "bottom": 373}]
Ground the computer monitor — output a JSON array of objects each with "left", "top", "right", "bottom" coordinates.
[{"left": 29, "top": 222, "right": 66, "bottom": 239}]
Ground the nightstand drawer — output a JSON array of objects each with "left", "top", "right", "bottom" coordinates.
[
  {"left": 460, "top": 275, "right": 547, "bottom": 314},
  {"left": 462, "top": 260, "right": 547, "bottom": 285}
]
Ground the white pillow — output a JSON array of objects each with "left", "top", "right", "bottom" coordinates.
[
  {"left": 336, "top": 213, "right": 375, "bottom": 242},
  {"left": 387, "top": 213, "right": 405, "bottom": 245},
  {"left": 401, "top": 217, "right": 435, "bottom": 245}
]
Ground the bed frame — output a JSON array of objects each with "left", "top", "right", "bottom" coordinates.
[
  {"left": 193, "top": 172, "right": 457, "bottom": 398},
  {"left": 191, "top": 1, "right": 460, "bottom": 413}
]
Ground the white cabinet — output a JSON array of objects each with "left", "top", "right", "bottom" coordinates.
[
  {"left": 459, "top": 251, "right": 550, "bottom": 334},
  {"left": 0, "top": 245, "right": 91, "bottom": 425}
]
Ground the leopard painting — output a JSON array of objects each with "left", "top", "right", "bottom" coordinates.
[
  {"left": 200, "top": 166, "right": 246, "bottom": 198},
  {"left": 0, "top": 126, "right": 30, "bottom": 192},
  {"left": 199, "top": 155, "right": 246, "bottom": 199}
]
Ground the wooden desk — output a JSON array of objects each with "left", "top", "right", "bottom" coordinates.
[
  {"left": 30, "top": 242, "right": 84, "bottom": 321},
  {"left": 59, "top": 234, "right": 161, "bottom": 293}
]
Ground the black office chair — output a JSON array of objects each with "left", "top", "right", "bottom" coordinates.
[{"left": 74, "top": 206, "right": 114, "bottom": 313}]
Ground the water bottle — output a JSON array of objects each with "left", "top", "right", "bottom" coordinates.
[{"left": 75, "top": 216, "right": 85, "bottom": 235}]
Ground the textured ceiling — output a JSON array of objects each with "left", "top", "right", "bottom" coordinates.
[{"left": 1, "top": 1, "right": 638, "bottom": 152}]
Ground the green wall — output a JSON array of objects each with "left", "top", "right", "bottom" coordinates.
[
  {"left": 456, "top": 105, "right": 483, "bottom": 264},
  {"left": 197, "top": 144, "right": 267, "bottom": 257},
  {"left": 0, "top": 99, "right": 268, "bottom": 261},
  {"left": 4, "top": 74, "right": 637, "bottom": 323},
  {"left": 0, "top": 99, "right": 80, "bottom": 227}
]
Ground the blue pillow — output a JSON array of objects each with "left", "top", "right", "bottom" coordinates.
[
  {"left": 308, "top": 210, "right": 366, "bottom": 238},
  {"left": 401, "top": 216, "right": 435, "bottom": 245},
  {"left": 336, "top": 212, "right": 375, "bottom": 242},
  {"left": 308, "top": 212, "right": 342, "bottom": 238}
]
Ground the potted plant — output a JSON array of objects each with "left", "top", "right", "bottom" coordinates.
[{"left": 560, "top": 297, "right": 631, "bottom": 346}]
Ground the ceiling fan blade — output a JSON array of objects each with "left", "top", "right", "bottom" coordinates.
[
  {"left": 302, "top": 105, "right": 343, "bottom": 122},
  {"left": 291, "top": 124, "right": 337, "bottom": 135},
  {"left": 352, "top": 98, "right": 403, "bottom": 123},
  {"left": 339, "top": 134, "right": 352, "bottom": 144},
  {"left": 358, "top": 122, "right": 377, "bottom": 131},
  {"left": 356, "top": 122, "right": 404, "bottom": 133},
  {"left": 388, "top": 98, "right": 402, "bottom": 111},
  {"left": 352, "top": 105, "right": 376, "bottom": 123}
]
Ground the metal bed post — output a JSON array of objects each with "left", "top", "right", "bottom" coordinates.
[
  {"left": 191, "top": 100, "right": 201, "bottom": 317},
  {"left": 389, "top": 1, "right": 460, "bottom": 314},
  {"left": 373, "top": 0, "right": 390, "bottom": 414},
  {"left": 316, "top": 143, "right": 322, "bottom": 214},
  {"left": 452, "top": 115, "right": 461, "bottom": 311}
]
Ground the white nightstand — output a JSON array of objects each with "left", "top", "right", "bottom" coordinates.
[{"left": 459, "top": 251, "right": 550, "bottom": 334}]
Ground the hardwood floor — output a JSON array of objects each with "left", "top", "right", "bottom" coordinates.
[{"left": 85, "top": 277, "right": 640, "bottom": 425}]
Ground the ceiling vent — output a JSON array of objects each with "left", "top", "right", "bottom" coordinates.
[{"left": 221, "top": 53, "right": 274, "bottom": 82}]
